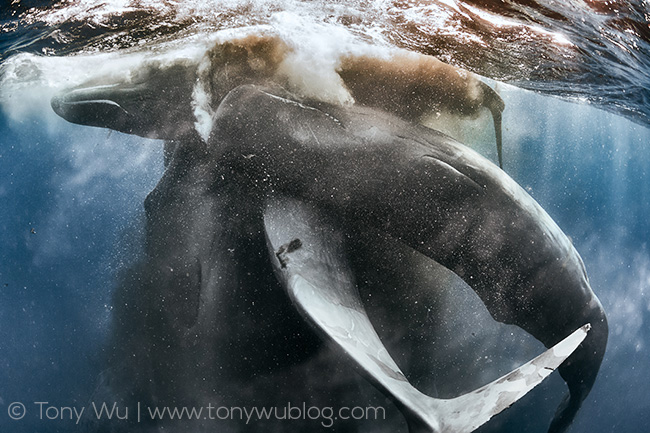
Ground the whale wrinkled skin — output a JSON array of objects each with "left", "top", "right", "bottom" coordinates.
[{"left": 50, "top": 41, "right": 606, "bottom": 433}]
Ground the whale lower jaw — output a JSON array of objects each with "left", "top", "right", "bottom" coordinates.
[{"left": 264, "top": 197, "right": 589, "bottom": 433}]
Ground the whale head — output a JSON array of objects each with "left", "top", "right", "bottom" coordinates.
[{"left": 51, "top": 62, "right": 199, "bottom": 140}]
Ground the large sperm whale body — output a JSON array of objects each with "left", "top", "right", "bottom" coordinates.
[
  {"left": 51, "top": 37, "right": 606, "bottom": 433},
  {"left": 215, "top": 85, "right": 607, "bottom": 433}
]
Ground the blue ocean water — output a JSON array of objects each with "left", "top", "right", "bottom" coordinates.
[
  {"left": 502, "top": 89, "right": 650, "bottom": 432},
  {"left": 0, "top": 2, "right": 649, "bottom": 432},
  {"left": 0, "top": 108, "right": 164, "bottom": 432}
]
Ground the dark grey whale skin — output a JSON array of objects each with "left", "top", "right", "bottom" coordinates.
[
  {"left": 96, "top": 138, "right": 381, "bottom": 432},
  {"left": 98, "top": 137, "right": 429, "bottom": 433},
  {"left": 210, "top": 85, "right": 608, "bottom": 433},
  {"left": 51, "top": 79, "right": 606, "bottom": 432}
]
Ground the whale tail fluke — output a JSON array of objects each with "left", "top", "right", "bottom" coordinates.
[
  {"left": 435, "top": 324, "right": 590, "bottom": 433},
  {"left": 367, "top": 325, "right": 591, "bottom": 433},
  {"left": 263, "top": 196, "right": 589, "bottom": 433}
]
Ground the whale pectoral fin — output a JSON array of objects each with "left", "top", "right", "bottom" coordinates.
[
  {"left": 263, "top": 197, "right": 590, "bottom": 433},
  {"left": 492, "top": 109, "right": 503, "bottom": 169},
  {"left": 478, "top": 81, "right": 505, "bottom": 169}
]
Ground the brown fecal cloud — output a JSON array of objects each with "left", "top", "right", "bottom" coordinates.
[{"left": 200, "top": 34, "right": 498, "bottom": 123}]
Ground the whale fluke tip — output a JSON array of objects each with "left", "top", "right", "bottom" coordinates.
[{"left": 435, "top": 323, "right": 590, "bottom": 433}]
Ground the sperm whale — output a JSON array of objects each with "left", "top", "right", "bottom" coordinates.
[
  {"left": 50, "top": 41, "right": 606, "bottom": 432},
  {"left": 213, "top": 84, "right": 607, "bottom": 433}
]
